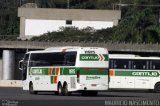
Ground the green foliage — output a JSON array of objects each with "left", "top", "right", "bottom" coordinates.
[
  {"left": 96, "top": 0, "right": 117, "bottom": 9},
  {"left": 31, "top": 27, "right": 92, "bottom": 41},
  {"left": 30, "top": 26, "right": 114, "bottom": 42},
  {"left": 113, "top": 6, "right": 160, "bottom": 43},
  {"left": 1, "top": 0, "right": 160, "bottom": 43},
  {"left": 0, "top": 0, "right": 20, "bottom": 35}
]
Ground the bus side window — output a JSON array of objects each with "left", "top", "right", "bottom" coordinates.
[
  {"left": 68, "top": 52, "right": 77, "bottom": 65},
  {"left": 64, "top": 52, "right": 77, "bottom": 66},
  {"left": 133, "top": 65, "right": 136, "bottom": 69},
  {"left": 132, "top": 59, "right": 147, "bottom": 70},
  {"left": 153, "top": 65, "right": 156, "bottom": 69},
  {"left": 151, "top": 60, "right": 160, "bottom": 70},
  {"left": 113, "top": 59, "right": 129, "bottom": 69},
  {"left": 143, "top": 65, "right": 146, "bottom": 69}
]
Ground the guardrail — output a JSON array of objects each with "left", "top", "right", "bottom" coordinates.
[{"left": 0, "top": 40, "right": 160, "bottom": 52}]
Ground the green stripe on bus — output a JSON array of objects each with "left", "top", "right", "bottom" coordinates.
[
  {"left": 61, "top": 68, "right": 108, "bottom": 75},
  {"left": 29, "top": 67, "right": 108, "bottom": 75},
  {"left": 79, "top": 68, "right": 108, "bottom": 75},
  {"left": 114, "top": 69, "right": 159, "bottom": 77}
]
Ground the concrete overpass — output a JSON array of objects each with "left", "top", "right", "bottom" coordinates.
[
  {"left": 0, "top": 41, "right": 160, "bottom": 53},
  {"left": 0, "top": 40, "right": 160, "bottom": 81}
]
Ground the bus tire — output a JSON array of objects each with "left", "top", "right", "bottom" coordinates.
[
  {"left": 29, "top": 82, "right": 37, "bottom": 94},
  {"left": 63, "top": 83, "right": 71, "bottom": 96},
  {"left": 57, "top": 83, "right": 63, "bottom": 96},
  {"left": 154, "top": 82, "right": 160, "bottom": 93}
]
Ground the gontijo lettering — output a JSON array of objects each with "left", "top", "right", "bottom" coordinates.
[
  {"left": 132, "top": 71, "right": 159, "bottom": 77},
  {"left": 80, "top": 54, "right": 108, "bottom": 61},
  {"left": 81, "top": 55, "right": 99, "bottom": 60}
]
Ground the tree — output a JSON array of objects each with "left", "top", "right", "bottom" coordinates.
[
  {"left": 0, "top": 0, "right": 19, "bottom": 35},
  {"left": 113, "top": 7, "right": 160, "bottom": 43}
]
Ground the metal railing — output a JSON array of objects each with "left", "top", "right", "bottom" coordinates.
[{"left": 0, "top": 40, "right": 159, "bottom": 53}]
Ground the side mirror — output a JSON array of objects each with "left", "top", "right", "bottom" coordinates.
[{"left": 19, "top": 60, "right": 23, "bottom": 70}]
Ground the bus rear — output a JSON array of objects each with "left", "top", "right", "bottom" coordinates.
[{"left": 76, "top": 47, "right": 109, "bottom": 93}]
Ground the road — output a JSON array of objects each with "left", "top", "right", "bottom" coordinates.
[{"left": 0, "top": 87, "right": 160, "bottom": 106}]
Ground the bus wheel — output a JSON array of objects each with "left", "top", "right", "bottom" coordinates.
[
  {"left": 63, "top": 84, "right": 71, "bottom": 96},
  {"left": 154, "top": 82, "right": 160, "bottom": 93},
  {"left": 57, "top": 83, "right": 63, "bottom": 95},
  {"left": 29, "top": 82, "right": 37, "bottom": 94}
]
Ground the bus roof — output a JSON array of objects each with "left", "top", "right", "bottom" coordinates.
[
  {"left": 109, "top": 54, "right": 160, "bottom": 60},
  {"left": 45, "top": 46, "right": 80, "bottom": 51},
  {"left": 27, "top": 46, "right": 108, "bottom": 53}
]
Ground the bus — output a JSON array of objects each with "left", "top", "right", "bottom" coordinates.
[
  {"left": 19, "top": 46, "right": 109, "bottom": 96},
  {"left": 109, "top": 54, "right": 160, "bottom": 92}
]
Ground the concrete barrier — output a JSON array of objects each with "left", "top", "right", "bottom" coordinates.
[{"left": 0, "top": 80, "right": 22, "bottom": 87}]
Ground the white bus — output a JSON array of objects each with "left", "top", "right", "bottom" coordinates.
[
  {"left": 109, "top": 54, "right": 160, "bottom": 92},
  {"left": 19, "top": 47, "right": 109, "bottom": 96}
]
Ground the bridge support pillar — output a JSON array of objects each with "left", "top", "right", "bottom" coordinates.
[
  {"left": 2, "top": 50, "right": 15, "bottom": 80},
  {"left": 0, "top": 58, "right": 2, "bottom": 80}
]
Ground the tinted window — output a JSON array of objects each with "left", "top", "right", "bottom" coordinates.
[
  {"left": 131, "top": 60, "right": 147, "bottom": 69},
  {"left": 150, "top": 60, "right": 160, "bottom": 70},
  {"left": 29, "top": 52, "right": 77, "bottom": 67},
  {"left": 110, "top": 59, "right": 129, "bottom": 69},
  {"left": 64, "top": 52, "right": 77, "bottom": 66}
]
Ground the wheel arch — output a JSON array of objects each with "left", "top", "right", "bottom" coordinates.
[
  {"left": 154, "top": 81, "right": 160, "bottom": 93},
  {"left": 154, "top": 81, "right": 160, "bottom": 87}
]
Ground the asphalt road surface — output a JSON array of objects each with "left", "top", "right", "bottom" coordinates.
[{"left": 0, "top": 87, "right": 160, "bottom": 106}]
